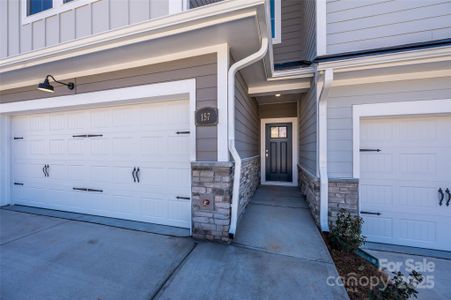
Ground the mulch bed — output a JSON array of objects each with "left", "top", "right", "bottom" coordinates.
[{"left": 322, "top": 233, "right": 388, "bottom": 300}]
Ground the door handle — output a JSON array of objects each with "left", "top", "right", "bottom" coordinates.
[
  {"left": 136, "top": 167, "right": 140, "bottom": 183},
  {"left": 42, "top": 165, "right": 46, "bottom": 177},
  {"left": 132, "top": 167, "right": 136, "bottom": 182},
  {"left": 446, "top": 188, "right": 451, "bottom": 207},
  {"left": 439, "top": 188, "right": 444, "bottom": 206},
  {"left": 45, "top": 164, "right": 50, "bottom": 177}
]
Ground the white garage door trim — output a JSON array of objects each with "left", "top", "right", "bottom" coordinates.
[
  {"left": 352, "top": 99, "right": 451, "bottom": 179},
  {"left": 0, "top": 79, "right": 196, "bottom": 231}
]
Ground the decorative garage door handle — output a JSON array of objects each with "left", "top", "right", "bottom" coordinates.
[
  {"left": 42, "top": 164, "right": 49, "bottom": 177},
  {"left": 438, "top": 188, "right": 444, "bottom": 206},
  {"left": 446, "top": 188, "right": 450, "bottom": 206},
  {"left": 136, "top": 168, "right": 140, "bottom": 183},
  {"left": 132, "top": 167, "right": 137, "bottom": 182}
]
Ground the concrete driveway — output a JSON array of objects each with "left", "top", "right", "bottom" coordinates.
[
  {"left": 0, "top": 210, "right": 195, "bottom": 300},
  {"left": 1, "top": 197, "right": 347, "bottom": 300}
]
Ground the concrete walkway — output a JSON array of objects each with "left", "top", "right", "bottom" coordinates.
[{"left": 158, "top": 185, "right": 348, "bottom": 299}]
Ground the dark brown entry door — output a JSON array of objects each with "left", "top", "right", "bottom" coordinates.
[{"left": 265, "top": 123, "right": 292, "bottom": 182}]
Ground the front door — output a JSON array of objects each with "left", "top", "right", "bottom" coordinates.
[{"left": 265, "top": 123, "right": 292, "bottom": 182}]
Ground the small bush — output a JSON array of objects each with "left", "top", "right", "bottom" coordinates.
[
  {"left": 370, "top": 270, "right": 423, "bottom": 300},
  {"left": 329, "top": 209, "right": 366, "bottom": 252}
]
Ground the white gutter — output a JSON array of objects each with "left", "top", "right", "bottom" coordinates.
[
  {"left": 228, "top": 36, "right": 269, "bottom": 238},
  {"left": 318, "top": 68, "right": 333, "bottom": 232}
]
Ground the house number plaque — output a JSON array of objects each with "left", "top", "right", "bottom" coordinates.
[{"left": 195, "top": 107, "right": 218, "bottom": 126}]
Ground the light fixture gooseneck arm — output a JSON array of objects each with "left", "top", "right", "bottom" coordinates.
[{"left": 45, "top": 75, "right": 75, "bottom": 90}]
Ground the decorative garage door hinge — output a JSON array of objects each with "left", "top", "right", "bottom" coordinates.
[
  {"left": 72, "top": 134, "right": 103, "bottom": 138},
  {"left": 13, "top": 136, "right": 24, "bottom": 140},
  {"left": 14, "top": 182, "right": 24, "bottom": 186},
  {"left": 360, "top": 211, "right": 381, "bottom": 215},
  {"left": 360, "top": 148, "right": 381, "bottom": 152},
  {"left": 73, "top": 187, "right": 103, "bottom": 193},
  {"left": 176, "top": 131, "right": 190, "bottom": 135}
]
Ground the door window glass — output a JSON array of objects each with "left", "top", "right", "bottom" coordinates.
[{"left": 270, "top": 126, "right": 287, "bottom": 138}]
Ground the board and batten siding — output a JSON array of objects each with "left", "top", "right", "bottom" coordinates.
[
  {"left": 327, "top": 76, "right": 451, "bottom": 178},
  {"left": 298, "top": 80, "right": 317, "bottom": 175},
  {"left": 326, "top": 0, "right": 451, "bottom": 54},
  {"left": 0, "top": 54, "right": 218, "bottom": 161},
  {"left": 273, "top": 0, "right": 316, "bottom": 64},
  {"left": 0, "top": 0, "right": 170, "bottom": 58},
  {"left": 235, "top": 71, "right": 259, "bottom": 158}
]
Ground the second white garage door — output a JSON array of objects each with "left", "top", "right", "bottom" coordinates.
[
  {"left": 12, "top": 100, "right": 192, "bottom": 228},
  {"left": 360, "top": 114, "right": 451, "bottom": 251}
]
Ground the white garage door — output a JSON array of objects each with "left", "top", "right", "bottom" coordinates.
[
  {"left": 360, "top": 114, "right": 451, "bottom": 251},
  {"left": 11, "top": 100, "right": 192, "bottom": 228}
]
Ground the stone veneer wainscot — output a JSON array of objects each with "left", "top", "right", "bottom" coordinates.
[{"left": 298, "top": 164, "right": 359, "bottom": 228}]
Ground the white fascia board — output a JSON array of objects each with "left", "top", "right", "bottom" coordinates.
[
  {"left": 317, "top": 46, "right": 451, "bottom": 73},
  {"left": 0, "top": 0, "right": 265, "bottom": 74}
]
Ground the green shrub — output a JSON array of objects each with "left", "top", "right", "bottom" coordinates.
[
  {"left": 329, "top": 208, "right": 366, "bottom": 252},
  {"left": 370, "top": 270, "right": 423, "bottom": 300}
]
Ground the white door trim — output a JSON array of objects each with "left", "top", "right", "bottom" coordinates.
[
  {"left": 0, "top": 79, "right": 197, "bottom": 233},
  {"left": 352, "top": 99, "right": 451, "bottom": 179},
  {"left": 260, "top": 117, "right": 298, "bottom": 186}
]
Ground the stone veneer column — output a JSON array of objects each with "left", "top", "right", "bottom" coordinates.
[
  {"left": 328, "top": 178, "right": 359, "bottom": 226},
  {"left": 191, "top": 161, "right": 234, "bottom": 243}
]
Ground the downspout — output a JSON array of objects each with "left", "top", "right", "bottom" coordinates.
[
  {"left": 318, "top": 68, "right": 334, "bottom": 232},
  {"left": 228, "top": 36, "right": 269, "bottom": 238}
]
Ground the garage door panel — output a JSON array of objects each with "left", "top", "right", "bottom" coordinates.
[
  {"left": 360, "top": 183, "right": 393, "bottom": 207},
  {"left": 12, "top": 100, "right": 191, "bottom": 229},
  {"left": 360, "top": 115, "right": 451, "bottom": 251},
  {"left": 360, "top": 153, "right": 393, "bottom": 175},
  {"left": 362, "top": 215, "right": 393, "bottom": 241},
  {"left": 49, "top": 138, "right": 67, "bottom": 155}
]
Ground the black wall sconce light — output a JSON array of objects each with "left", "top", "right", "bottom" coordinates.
[{"left": 37, "top": 75, "right": 75, "bottom": 93}]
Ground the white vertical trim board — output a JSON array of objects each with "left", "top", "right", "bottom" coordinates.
[
  {"left": 260, "top": 117, "right": 298, "bottom": 186},
  {"left": 272, "top": 0, "right": 282, "bottom": 44},
  {"left": 217, "top": 44, "right": 230, "bottom": 161},
  {"left": 352, "top": 99, "right": 451, "bottom": 179},
  {"left": 0, "top": 115, "right": 11, "bottom": 206},
  {"left": 316, "top": 0, "right": 327, "bottom": 56},
  {"left": 0, "top": 79, "right": 197, "bottom": 222}
]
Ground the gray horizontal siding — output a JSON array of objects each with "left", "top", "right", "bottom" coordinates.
[
  {"left": 327, "top": 0, "right": 451, "bottom": 54},
  {"left": 189, "top": 0, "right": 223, "bottom": 9},
  {"left": 327, "top": 76, "right": 451, "bottom": 178},
  {"left": 273, "top": 0, "right": 316, "bottom": 64},
  {"left": 298, "top": 81, "right": 317, "bottom": 175},
  {"left": 259, "top": 102, "right": 298, "bottom": 119},
  {"left": 0, "top": 54, "right": 218, "bottom": 161},
  {"left": 235, "top": 71, "right": 259, "bottom": 159},
  {"left": 2, "top": 0, "right": 170, "bottom": 59}
]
